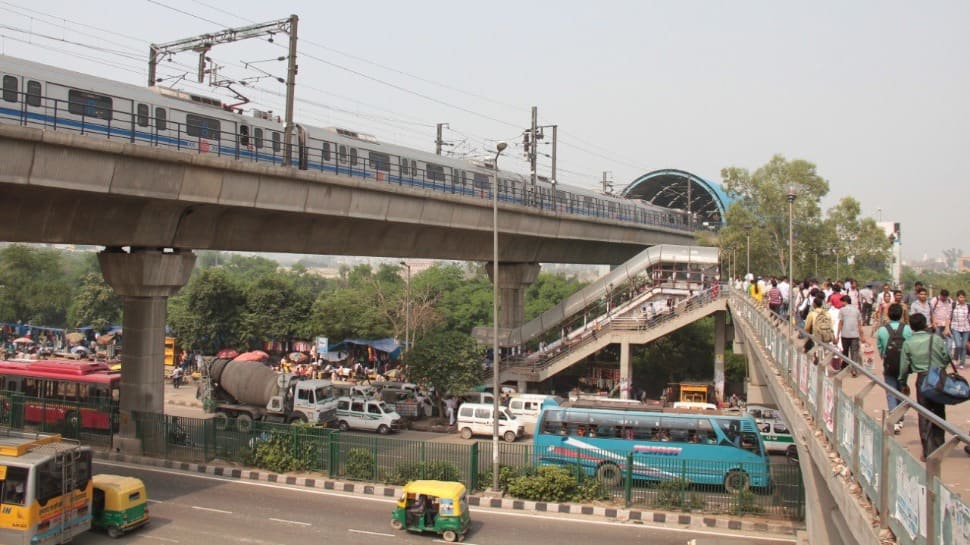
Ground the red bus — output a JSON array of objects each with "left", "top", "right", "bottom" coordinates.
[{"left": 0, "top": 359, "right": 120, "bottom": 430}]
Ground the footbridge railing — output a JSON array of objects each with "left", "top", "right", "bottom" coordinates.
[{"left": 728, "top": 289, "right": 970, "bottom": 545}]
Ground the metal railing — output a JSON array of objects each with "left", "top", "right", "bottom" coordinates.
[{"left": 729, "top": 289, "right": 970, "bottom": 544}]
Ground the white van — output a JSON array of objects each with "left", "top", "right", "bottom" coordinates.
[
  {"left": 462, "top": 391, "right": 495, "bottom": 405},
  {"left": 507, "top": 394, "right": 558, "bottom": 422},
  {"left": 757, "top": 418, "right": 794, "bottom": 454},
  {"left": 456, "top": 402, "right": 524, "bottom": 443},
  {"left": 336, "top": 396, "right": 403, "bottom": 434}
]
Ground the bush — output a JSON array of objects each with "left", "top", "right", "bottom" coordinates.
[
  {"left": 346, "top": 448, "right": 377, "bottom": 481},
  {"left": 653, "top": 478, "right": 703, "bottom": 511},
  {"left": 386, "top": 460, "right": 463, "bottom": 485},
  {"left": 734, "top": 488, "right": 764, "bottom": 515},
  {"left": 476, "top": 465, "right": 532, "bottom": 492},
  {"left": 506, "top": 466, "right": 607, "bottom": 503},
  {"left": 248, "top": 427, "right": 322, "bottom": 474}
]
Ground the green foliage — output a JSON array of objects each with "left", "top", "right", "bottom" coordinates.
[
  {"left": 653, "top": 478, "right": 704, "bottom": 511},
  {"left": 476, "top": 465, "right": 533, "bottom": 492},
  {"left": 0, "top": 244, "right": 73, "bottom": 326},
  {"left": 67, "top": 272, "right": 121, "bottom": 330},
  {"left": 505, "top": 466, "right": 607, "bottom": 503},
  {"left": 525, "top": 274, "right": 585, "bottom": 321},
  {"left": 386, "top": 460, "right": 462, "bottom": 485},
  {"left": 734, "top": 488, "right": 764, "bottom": 514},
  {"left": 247, "top": 427, "right": 322, "bottom": 474},
  {"left": 167, "top": 268, "right": 245, "bottom": 353},
  {"left": 632, "top": 318, "right": 716, "bottom": 395},
  {"left": 406, "top": 330, "right": 483, "bottom": 411},
  {"left": 345, "top": 448, "right": 377, "bottom": 480}
]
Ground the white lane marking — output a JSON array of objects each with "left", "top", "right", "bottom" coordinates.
[
  {"left": 348, "top": 529, "right": 394, "bottom": 537},
  {"left": 97, "top": 461, "right": 794, "bottom": 542},
  {"left": 191, "top": 506, "right": 232, "bottom": 514},
  {"left": 434, "top": 541, "right": 478, "bottom": 545},
  {"left": 147, "top": 499, "right": 164, "bottom": 503},
  {"left": 144, "top": 536, "right": 179, "bottom": 543},
  {"left": 270, "top": 517, "right": 312, "bottom": 527}
]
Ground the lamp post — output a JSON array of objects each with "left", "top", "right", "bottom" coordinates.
[
  {"left": 491, "top": 141, "right": 507, "bottom": 493},
  {"left": 744, "top": 224, "right": 752, "bottom": 277},
  {"left": 787, "top": 185, "right": 797, "bottom": 327},
  {"left": 399, "top": 261, "right": 411, "bottom": 358}
]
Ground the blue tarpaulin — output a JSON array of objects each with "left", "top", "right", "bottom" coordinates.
[{"left": 328, "top": 338, "right": 401, "bottom": 360}]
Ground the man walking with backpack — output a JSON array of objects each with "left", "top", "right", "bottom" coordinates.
[
  {"left": 877, "top": 303, "right": 912, "bottom": 434},
  {"left": 899, "top": 313, "right": 952, "bottom": 461}
]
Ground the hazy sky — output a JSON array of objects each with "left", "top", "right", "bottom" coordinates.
[{"left": 1, "top": 1, "right": 966, "bottom": 261}]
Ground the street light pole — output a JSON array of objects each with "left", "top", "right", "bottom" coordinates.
[
  {"left": 491, "top": 142, "right": 507, "bottom": 493},
  {"left": 787, "top": 185, "right": 797, "bottom": 329},
  {"left": 744, "top": 224, "right": 751, "bottom": 277},
  {"left": 399, "top": 261, "right": 411, "bottom": 358}
]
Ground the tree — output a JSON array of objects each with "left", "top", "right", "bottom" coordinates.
[
  {"left": 943, "top": 248, "right": 964, "bottom": 271},
  {"left": 238, "top": 275, "right": 309, "bottom": 349},
  {"left": 525, "top": 273, "right": 585, "bottom": 321},
  {"left": 0, "top": 245, "right": 73, "bottom": 326},
  {"left": 168, "top": 268, "right": 245, "bottom": 353},
  {"left": 719, "top": 155, "right": 829, "bottom": 278},
  {"left": 821, "top": 197, "right": 891, "bottom": 281},
  {"left": 68, "top": 272, "right": 122, "bottom": 330},
  {"left": 405, "top": 329, "right": 483, "bottom": 417}
]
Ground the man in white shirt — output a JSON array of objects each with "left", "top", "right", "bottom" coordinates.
[{"left": 779, "top": 277, "right": 791, "bottom": 318}]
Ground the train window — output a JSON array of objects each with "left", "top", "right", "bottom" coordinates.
[
  {"left": 350, "top": 148, "right": 358, "bottom": 166},
  {"left": 473, "top": 173, "right": 489, "bottom": 190},
  {"left": 369, "top": 151, "right": 390, "bottom": 171},
  {"left": 239, "top": 125, "right": 250, "bottom": 147},
  {"left": 401, "top": 157, "right": 409, "bottom": 175},
  {"left": 2, "top": 75, "right": 17, "bottom": 102},
  {"left": 271, "top": 131, "right": 281, "bottom": 152},
  {"left": 26, "top": 80, "right": 41, "bottom": 107},
  {"left": 186, "top": 113, "right": 220, "bottom": 140},
  {"left": 322, "top": 142, "right": 331, "bottom": 161},
  {"left": 426, "top": 163, "right": 445, "bottom": 182},
  {"left": 136, "top": 104, "right": 149, "bottom": 127},
  {"left": 68, "top": 89, "right": 113, "bottom": 120},
  {"left": 339, "top": 145, "right": 347, "bottom": 163},
  {"left": 254, "top": 128, "right": 263, "bottom": 149},
  {"left": 155, "top": 107, "right": 167, "bottom": 130}
]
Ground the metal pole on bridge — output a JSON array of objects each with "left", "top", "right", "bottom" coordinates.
[{"left": 492, "top": 142, "right": 508, "bottom": 493}]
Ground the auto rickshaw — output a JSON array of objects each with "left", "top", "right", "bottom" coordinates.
[
  {"left": 91, "top": 474, "right": 150, "bottom": 538},
  {"left": 390, "top": 480, "right": 470, "bottom": 542}
]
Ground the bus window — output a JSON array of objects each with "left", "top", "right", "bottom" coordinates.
[{"left": 1, "top": 465, "right": 28, "bottom": 505}]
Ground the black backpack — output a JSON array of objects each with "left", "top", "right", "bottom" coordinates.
[{"left": 882, "top": 323, "right": 905, "bottom": 376}]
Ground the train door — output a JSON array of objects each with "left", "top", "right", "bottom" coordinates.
[{"left": 238, "top": 124, "right": 252, "bottom": 158}]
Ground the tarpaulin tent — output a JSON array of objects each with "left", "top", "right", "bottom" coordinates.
[{"left": 326, "top": 338, "right": 401, "bottom": 361}]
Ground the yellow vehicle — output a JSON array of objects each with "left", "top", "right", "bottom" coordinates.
[
  {"left": 0, "top": 429, "right": 93, "bottom": 545},
  {"left": 92, "top": 474, "right": 150, "bottom": 538},
  {"left": 391, "top": 480, "right": 470, "bottom": 542}
]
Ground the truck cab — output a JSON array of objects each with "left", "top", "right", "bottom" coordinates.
[
  {"left": 269, "top": 378, "right": 338, "bottom": 426},
  {"left": 336, "top": 396, "right": 402, "bottom": 434}
]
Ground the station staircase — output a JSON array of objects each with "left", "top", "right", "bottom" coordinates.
[{"left": 475, "top": 244, "right": 724, "bottom": 384}]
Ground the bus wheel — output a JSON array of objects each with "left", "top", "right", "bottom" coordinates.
[
  {"left": 65, "top": 411, "right": 80, "bottom": 428},
  {"left": 460, "top": 428, "right": 473, "bottom": 440},
  {"left": 724, "top": 469, "right": 750, "bottom": 493},
  {"left": 213, "top": 412, "right": 229, "bottom": 431},
  {"left": 442, "top": 530, "right": 458, "bottom": 542},
  {"left": 596, "top": 463, "right": 622, "bottom": 486},
  {"left": 236, "top": 414, "right": 254, "bottom": 433}
]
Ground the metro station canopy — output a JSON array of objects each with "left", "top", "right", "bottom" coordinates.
[{"left": 621, "top": 169, "right": 732, "bottom": 229}]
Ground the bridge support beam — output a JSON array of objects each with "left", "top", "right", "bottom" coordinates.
[
  {"left": 486, "top": 262, "right": 540, "bottom": 329},
  {"left": 619, "top": 341, "right": 632, "bottom": 399},
  {"left": 714, "top": 311, "right": 726, "bottom": 403},
  {"left": 99, "top": 248, "right": 196, "bottom": 454}
]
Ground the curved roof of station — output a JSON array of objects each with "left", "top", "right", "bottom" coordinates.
[{"left": 621, "top": 169, "right": 733, "bottom": 228}]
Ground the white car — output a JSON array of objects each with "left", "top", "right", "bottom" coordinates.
[{"left": 336, "top": 397, "right": 403, "bottom": 434}]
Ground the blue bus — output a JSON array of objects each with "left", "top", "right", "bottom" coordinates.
[{"left": 534, "top": 399, "right": 772, "bottom": 492}]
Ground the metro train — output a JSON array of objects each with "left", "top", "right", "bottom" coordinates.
[{"left": 0, "top": 55, "right": 688, "bottom": 230}]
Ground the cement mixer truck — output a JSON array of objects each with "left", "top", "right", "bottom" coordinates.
[{"left": 203, "top": 358, "right": 338, "bottom": 432}]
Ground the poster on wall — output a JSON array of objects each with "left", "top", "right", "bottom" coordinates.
[
  {"left": 839, "top": 394, "right": 854, "bottom": 454},
  {"left": 894, "top": 456, "right": 927, "bottom": 540},
  {"left": 938, "top": 484, "right": 970, "bottom": 545},
  {"left": 858, "top": 423, "right": 877, "bottom": 492},
  {"left": 822, "top": 377, "right": 835, "bottom": 434}
]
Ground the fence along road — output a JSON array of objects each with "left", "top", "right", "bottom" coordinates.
[{"left": 729, "top": 289, "right": 970, "bottom": 545}]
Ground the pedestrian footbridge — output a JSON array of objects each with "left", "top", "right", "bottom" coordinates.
[{"left": 729, "top": 291, "right": 970, "bottom": 545}]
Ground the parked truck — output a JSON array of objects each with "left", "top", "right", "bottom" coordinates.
[{"left": 204, "top": 358, "right": 338, "bottom": 431}]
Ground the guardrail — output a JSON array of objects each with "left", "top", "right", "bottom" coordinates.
[{"left": 729, "top": 289, "right": 970, "bottom": 545}]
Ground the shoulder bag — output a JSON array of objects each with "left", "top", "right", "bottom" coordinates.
[{"left": 919, "top": 334, "right": 970, "bottom": 405}]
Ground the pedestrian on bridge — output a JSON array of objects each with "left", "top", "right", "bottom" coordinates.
[{"left": 899, "top": 313, "right": 951, "bottom": 461}]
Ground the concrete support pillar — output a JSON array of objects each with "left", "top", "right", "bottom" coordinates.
[
  {"left": 714, "top": 311, "right": 726, "bottom": 403},
  {"left": 99, "top": 248, "right": 195, "bottom": 454},
  {"left": 517, "top": 380, "right": 528, "bottom": 394},
  {"left": 486, "top": 262, "right": 540, "bottom": 329},
  {"left": 619, "top": 341, "right": 631, "bottom": 400}
]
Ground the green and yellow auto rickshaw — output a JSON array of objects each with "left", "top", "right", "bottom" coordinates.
[
  {"left": 390, "top": 480, "right": 470, "bottom": 542},
  {"left": 91, "top": 474, "right": 150, "bottom": 538}
]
